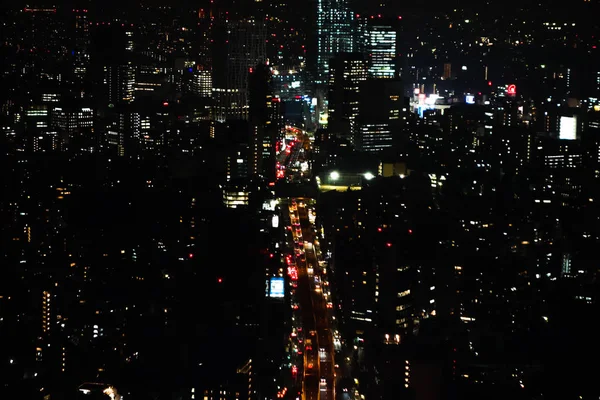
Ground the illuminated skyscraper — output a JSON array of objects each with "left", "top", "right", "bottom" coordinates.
[
  {"left": 358, "top": 17, "right": 398, "bottom": 79},
  {"left": 366, "top": 24, "right": 396, "bottom": 79},
  {"left": 192, "top": 67, "right": 213, "bottom": 98},
  {"left": 316, "top": 0, "right": 355, "bottom": 84}
]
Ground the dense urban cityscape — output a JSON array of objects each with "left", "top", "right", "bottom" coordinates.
[{"left": 1, "top": 0, "right": 600, "bottom": 399}]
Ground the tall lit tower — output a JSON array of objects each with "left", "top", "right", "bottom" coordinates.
[
  {"left": 42, "top": 290, "right": 51, "bottom": 334},
  {"left": 73, "top": 8, "right": 90, "bottom": 80},
  {"left": 366, "top": 23, "right": 397, "bottom": 79},
  {"left": 316, "top": 0, "right": 355, "bottom": 84},
  {"left": 358, "top": 17, "right": 398, "bottom": 79}
]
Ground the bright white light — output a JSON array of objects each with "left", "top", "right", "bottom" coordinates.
[
  {"left": 330, "top": 171, "right": 340, "bottom": 181},
  {"left": 364, "top": 172, "right": 375, "bottom": 180},
  {"left": 559, "top": 116, "right": 577, "bottom": 140},
  {"left": 269, "top": 277, "right": 285, "bottom": 298},
  {"left": 399, "top": 174, "right": 405, "bottom": 179},
  {"left": 425, "top": 95, "right": 440, "bottom": 105}
]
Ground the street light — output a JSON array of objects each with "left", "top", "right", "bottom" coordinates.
[
  {"left": 363, "top": 172, "right": 375, "bottom": 180},
  {"left": 329, "top": 171, "right": 340, "bottom": 181}
]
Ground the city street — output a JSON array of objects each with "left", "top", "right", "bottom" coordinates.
[
  {"left": 284, "top": 198, "right": 337, "bottom": 400},
  {"left": 278, "top": 127, "right": 339, "bottom": 400}
]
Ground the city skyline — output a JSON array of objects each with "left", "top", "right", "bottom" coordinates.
[{"left": 1, "top": 1, "right": 600, "bottom": 399}]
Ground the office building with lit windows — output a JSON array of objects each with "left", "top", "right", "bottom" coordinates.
[
  {"left": 316, "top": 0, "right": 355, "bottom": 84},
  {"left": 366, "top": 23, "right": 397, "bottom": 79},
  {"left": 357, "top": 17, "right": 398, "bottom": 79}
]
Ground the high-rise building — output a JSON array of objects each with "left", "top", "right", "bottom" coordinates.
[
  {"left": 355, "top": 79, "right": 403, "bottom": 152},
  {"left": 212, "top": 19, "right": 267, "bottom": 121},
  {"left": 73, "top": 9, "right": 90, "bottom": 81},
  {"left": 366, "top": 23, "right": 397, "bottom": 79},
  {"left": 92, "top": 24, "right": 134, "bottom": 106},
  {"left": 249, "top": 63, "right": 282, "bottom": 180},
  {"left": 328, "top": 53, "right": 368, "bottom": 144},
  {"left": 51, "top": 106, "right": 96, "bottom": 152},
  {"left": 18, "top": 7, "right": 66, "bottom": 72},
  {"left": 192, "top": 67, "right": 213, "bottom": 98},
  {"left": 316, "top": 0, "right": 355, "bottom": 84},
  {"left": 104, "top": 63, "right": 135, "bottom": 105},
  {"left": 42, "top": 290, "right": 52, "bottom": 334},
  {"left": 357, "top": 17, "right": 398, "bottom": 79}
]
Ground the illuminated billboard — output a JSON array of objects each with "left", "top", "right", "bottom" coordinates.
[
  {"left": 465, "top": 95, "right": 475, "bottom": 104},
  {"left": 269, "top": 277, "right": 285, "bottom": 298},
  {"left": 506, "top": 84, "right": 516, "bottom": 96},
  {"left": 559, "top": 116, "right": 577, "bottom": 140}
]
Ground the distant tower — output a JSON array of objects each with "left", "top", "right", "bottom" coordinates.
[
  {"left": 73, "top": 8, "right": 90, "bottom": 81},
  {"left": 42, "top": 290, "right": 51, "bottom": 334},
  {"left": 366, "top": 22, "right": 397, "bottom": 79},
  {"left": 95, "top": 24, "right": 135, "bottom": 106},
  {"left": 212, "top": 19, "right": 267, "bottom": 121},
  {"left": 103, "top": 63, "right": 135, "bottom": 105},
  {"left": 249, "top": 63, "right": 281, "bottom": 179},
  {"left": 357, "top": 16, "right": 399, "bottom": 79},
  {"left": 443, "top": 63, "right": 452, "bottom": 80},
  {"left": 328, "top": 53, "right": 368, "bottom": 144},
  {"left": 316, "top": 0, "right": 355, "bottom": 84}
]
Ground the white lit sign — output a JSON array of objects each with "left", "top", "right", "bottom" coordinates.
[
  {"left": 425, "top": 94, "right": 440, "bottom": 105},
  {"left": 269, "top": 277, "right": 285, "bottom": 298},
  {"left": 465, "top": 95, "right": 475, "bottom": 104},
  {"left": 272, "top": 215, "right": 279, "bottom": 228},
  {"left": 262, "top": 200, "right": 277, "bottom": 211},
  {"left": 559, "top": 116, "right": 577, "bottom": 140}
]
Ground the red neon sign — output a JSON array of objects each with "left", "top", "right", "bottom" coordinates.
[{"left": 506, "top": 84, "right": 516, "bottom": 95}]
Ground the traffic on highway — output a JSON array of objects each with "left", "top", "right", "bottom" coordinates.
[
  {"left": 276, "top": 126, "right": 344, "bottom": 400},
  {"left": 283, "top": 198, "right": 339, "bottom": 400}
]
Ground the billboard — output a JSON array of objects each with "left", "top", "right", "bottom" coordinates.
[
  {"left": 559, "top": 116, "right": 577, "bottom": 140},
  {"left": 506, "top": 84, "right": 516, "bottom": 96},
  {"left": 269, "top": 277, "right": 285, "bottom": 298}
]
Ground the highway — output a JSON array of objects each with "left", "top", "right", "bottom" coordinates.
[
  {"left": 279, "top": 127, "right": 338, "bottom": 400},
  {"left": 285, "top": 198, "right": 336, "bottom": 400},
  {"left": 276, "top": 127, "right": 311, "bottom": 184}
]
